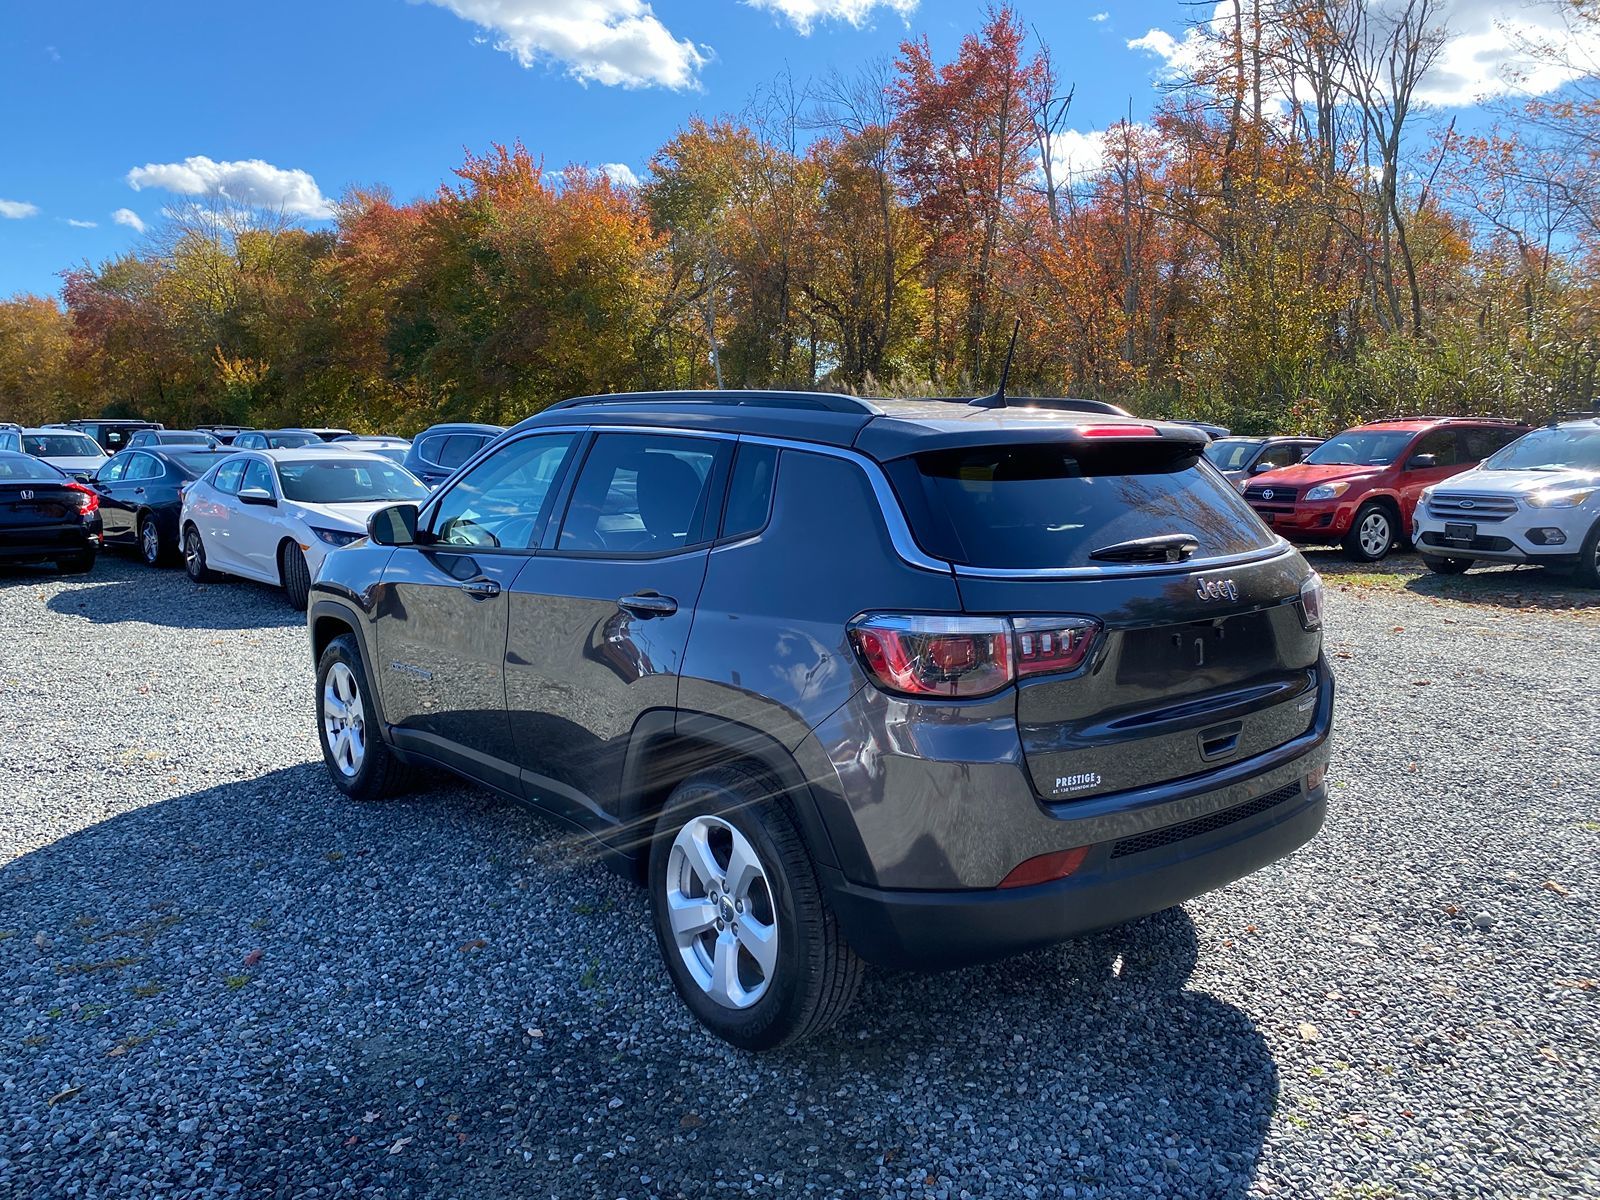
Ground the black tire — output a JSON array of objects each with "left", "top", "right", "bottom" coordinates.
[
  {"left": 1342, "top": 502, "right": 1397, "bottom": 562},
  {"left": 138, "top": 514, "right": 170, "bottom": 567},
  {"left": 1422, "top": 556, "right": 1472, "bottom": 576},
  {"left": 183, "top": 525, "right": 215, "bottom": 582},
  {"left": 1576, "top": 518, "right": 1600, "bottom": 589},
  {"left": 281, "top": 542, "right": 312, "bottom": 610},
  {"left": 315, "top": 633, "right": 412, "bottom": 801},
  {"left": 648, "top": 763, "right": 863, "bottom": 1051},
  {"left": 55, "top": 551, "right": 95, "bottom": 574}
]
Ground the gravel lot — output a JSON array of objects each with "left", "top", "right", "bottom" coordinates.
[{"left": 1, "top": 553, "right": 1596, "bottom": 1199}]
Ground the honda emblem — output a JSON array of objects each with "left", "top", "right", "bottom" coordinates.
[{"left": 19, "top": 489, "right": 32, "bottom": 500}]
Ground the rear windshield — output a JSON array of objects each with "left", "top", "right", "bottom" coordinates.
[
  {"left": 267, "top": 431, "right": 320, "bottom": 449},
  {"left": 0, "top": 453, "right": 67, "bottom": 481},
  {"left": 24, "top": 433, "right": 103, "bottom": 458},
  {"left": 887, "top": 442, "right": 1275, "bottom": 569},
  {"left": 277, "top": 459, "right": 429, "bottom": 504},
  {"left": 158, "top": 432, "right": 216, "bottom": 445}
]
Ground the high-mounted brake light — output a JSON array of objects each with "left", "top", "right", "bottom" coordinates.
[
  {"left": 64, "top": 482, "right": 99, "bottom": 515},
  {"left": 848, "top": 614, "right": 1102, "bottom": 699},
  {"left": 1077, "top": 424, "right": 1161, "bottom": 438}
]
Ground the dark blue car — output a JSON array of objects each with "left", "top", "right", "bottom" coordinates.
[{"left": 92, "top": 446, "right": 235, "bottom": 566}]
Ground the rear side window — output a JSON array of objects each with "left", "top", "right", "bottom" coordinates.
[
  {"left": 125, "top": 453, "right": 163, "bottom": 482},
  {"left": 437, "top": 434, "right": 488, "bottom": 469},
  {"left": 720, "top": 443, "right": 778, "bottom": 539},
  {"left": 887, "top": 442, "right": 1276, "bottom": 570}
]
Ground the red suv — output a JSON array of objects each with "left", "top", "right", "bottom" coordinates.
[{"left": 1243, "top": 417, "right": 1529, "bottom": 561}]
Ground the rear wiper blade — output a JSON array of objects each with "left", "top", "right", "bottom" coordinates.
[{"left": 1089, "top": 533, "right": 1200, "bottom": 563}]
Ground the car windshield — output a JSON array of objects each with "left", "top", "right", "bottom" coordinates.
[
  {"left": 276, "top": 459, "right": 429, "bottom": 504},
  {"left": 267, "top": 432, "right": 320, "bottom": 449},
  {"left": 0, "top": 452, "right": 67, "bottom": 481},
  {"left": 160, "top": 433, "right": 216, "bottom": 445},
  {"left": 1304, "top": 430, "right": 1413, "bottom": 467},
  {"left": 24, "top": 433, "right": 103, "bottom": 458},
  {"left": 1202, "top": 438, "right": 1263, "bottom": 471},
  {"left": 1482, "top": 427, "right": 1600, "bottom": 471}
]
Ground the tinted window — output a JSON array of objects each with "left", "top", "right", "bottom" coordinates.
[
  {"left": 1458, "top": 426, "right": 1523, "bottom": 462},
  {"left": 98, "top": 457, "right": 129, "bottom": 482},
  {"left": 23, "top": 433, "right": 103, "bottom": 458},
  {"left": 277, "top": 459, "right": 428, "bottom": 504},
  {"left": 558, "top": 433, "right": 721, "bottom": 555},
  {"left": 0, "top": 432, "right": 19, "bottom": 452},
  {"left": 235, "top": 433, "right": 264, "bottom": 449},
  {"left": 160, "top": 432, "right": 216, "bottom": 446},
  {"left": 415, "top": 434, "right": 447, "bottom": 467},
  {"left": 1409, "top": 429, "right": 1458, "bottom": 467},
  {"left": 125, "top": 453, "right": 163, "bottom": 482},
  {"left": 430, "top": 433, "right": 575, "bottom": 550},
  {"left": 266, "top": 432, "right": 319, "bottom": 449},
  {"left": 0, "top": 452, "right": 66, "bottom": 481},
  {"left": 168, "top": 450, "right": 225, "bottom": 478},
  {"left": 1305, "top": 430, "right": 1414, "bottom": 467},
  {"left": 438, "top": 434, "right": 489, "bottom": 469},
  {"left": 888, "top": 442, "right": 1275, "bottom": 570},
  {"left": 213, "top": 460, "right": 246, "bottom": 495},
  {"left": 721, "top": 443, "right": 777, "bottom": 539},
  {"left": 1202, "top": 439, "right": 1262, "bottom": 472}
]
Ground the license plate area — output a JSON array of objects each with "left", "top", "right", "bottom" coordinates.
[{"left": 1444, "top": 522, "right": 1476, "bottom": 543}]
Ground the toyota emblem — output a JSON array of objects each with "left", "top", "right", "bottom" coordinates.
[{"left": 1261, "top": 488, "right": 1274, "bottom": 500}]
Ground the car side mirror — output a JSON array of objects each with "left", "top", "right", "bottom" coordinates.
[
  {"left": 238, "top": 486, "right": 276, "bottom": 507},
  {"left": 368, "top": 503, "right": 420, "bottom": 546},
  {"left": 1250, "top": 461, "right": 1275, "bottom": 474},
  {"left": 1406, "top": 453, "right": 1437, "bottom": 470}
]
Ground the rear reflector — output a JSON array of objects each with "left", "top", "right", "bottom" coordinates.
[
  {"left": 999, "top": 845, "right": 1090, "bottom": 889},
  {"left": 848, "top": 614, "right": 1102, "bottom": 698}
]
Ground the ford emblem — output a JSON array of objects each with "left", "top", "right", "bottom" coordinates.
[{"left": 1457, "top": 499, "right": 1475, "bottom": 509}]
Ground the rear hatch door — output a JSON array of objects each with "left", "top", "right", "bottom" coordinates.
[{"left": 882, "top": 432, "right": 1322, "bottom": 802}]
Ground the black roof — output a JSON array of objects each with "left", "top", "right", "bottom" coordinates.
[{"left": 514, "top": 389, "right": 1206, "bottom": 461}]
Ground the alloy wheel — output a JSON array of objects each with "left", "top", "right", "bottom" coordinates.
[
  {"left": 322, "top": 662, "right": 367, "bottom": 778},
  {"left": 1359, "top": 511, "right": 1391, "bottom": 558},
  {"left": 142, "top": 521, "right": 160, "bottom": 564},
  {"left": 664, "top": 815, "right": 779, "bottom": 1010}
]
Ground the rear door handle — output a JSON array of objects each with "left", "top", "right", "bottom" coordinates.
[
  {"left": 618, "top": 593, "right": 677, "bottom": 617},
  {"left": 459, "top": 578, "right": 501, "bottom": 599}
]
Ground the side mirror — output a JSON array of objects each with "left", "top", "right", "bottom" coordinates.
[
  {"left": 1406, "top": 453, "right": 1437, "bottom": 470},
  {"left": 1251, "top": 460, "right": 1275, "bottom": 474},
  {"left": 238, "top": 486, "right": 276, "bottom": 507},
  {"left": 368, "top": 503, "right": 420, "bottom": 547}
]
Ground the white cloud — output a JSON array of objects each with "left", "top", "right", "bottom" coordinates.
[
  {"left": 421, "top": 0, "right": 707, "bottom": 89},
  {"left": 0, "top": 199, "right": 40, "bottom": 219},
  {"left": 65, "top": 218, "right": 98, "bottom": 228},
  {"left": 1043, "top": 129, "right": 1110, "bottom": 184},
  {"left": 112, "top": 208, "right": 148, "bottom": 234},
  {"left": 125, "top": 155, "right": 334, "bottom": 219},
  {"left": 600, "top": 162, "right": 640, "bottom": 187},
  {"left": 744, "top": 0, "right": 916, "bottom": 36},
  {"left": 1091, "top": 11, "right": 1108, "bottom": 22},
  {"left": 1128, "top": 0, "right": 1600, "bottom": 108}
]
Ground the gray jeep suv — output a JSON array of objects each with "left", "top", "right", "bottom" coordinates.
[{"left": 308, "top": 390, "right": 1335, "bottom": 1049}]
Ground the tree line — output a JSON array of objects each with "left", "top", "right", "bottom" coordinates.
[{"left": 2, "top": 2, "right": 1598, "bottom": 437}]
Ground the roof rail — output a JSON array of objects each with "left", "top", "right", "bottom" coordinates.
[
  {"left": 547, "top": 389, "right": 878, "bottom": 416},
  {"left": 1366, "top": 414, "right": 1525, "bottom": 425},
  {"left": 963, "top": 395, "right": 1131, "bottom": 416}
]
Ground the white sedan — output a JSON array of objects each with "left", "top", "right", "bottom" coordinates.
[{"left": 179, "top": 448, "right": 429, "bottom": 608}]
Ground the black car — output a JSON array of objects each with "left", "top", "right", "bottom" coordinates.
[
  {"left": 65, "top": 419, "right": 164, "bottom": 454},
  {"left": 232, "top": 429, "right": 323, "bottom": 450},
  {"left": 400, "top": 422, "right": 505, "bottom": 487},
  {"left": 126, "top": 429, "right": 222, "bottom": 449},
  {"left": 93, "top": 446, "right": 234, "bottom": 565},
  {"left": 0, "top": 451, "right": 102, "bottom": 572},
  {"left": 308, "top": 389, "right": 1335, "bottom": 1050}
]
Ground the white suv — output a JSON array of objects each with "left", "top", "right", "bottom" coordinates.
[{"left": 1412, "top": 418, "right": 1600, "bottom": 585}]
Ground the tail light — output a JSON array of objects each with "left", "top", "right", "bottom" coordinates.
[
  {"left": 1297, "top": 574, "right": 1323, "bottom": 631},
  {"left": 65, "top": 482, "right": 99, "bottom": 515},
  {"left": 1077, "top": 424, "right": 1160, "bottom": 438},
  {"left": 847, "top": 614, "right": 1101, "bottom": 699}
]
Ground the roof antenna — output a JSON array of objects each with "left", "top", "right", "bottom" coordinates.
[{"left": 975, "top": 319, "right": 1022, "bottom": 409}]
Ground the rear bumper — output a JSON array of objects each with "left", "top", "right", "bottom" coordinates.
[
  {"left": 825, "top": 777, "right": 1326, "bottom": 970},
  {"left": 0, "top": 524, "right": 100, "bottom": 561}
]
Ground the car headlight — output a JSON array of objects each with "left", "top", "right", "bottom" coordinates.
[
  {"left": 1304, "top": 481, "right": 1352, "bottom": 502},
  {"left": 1526, "top": 488, "right": 1595, "bottom": 509},
  {"left": 1418, "top": 486, "right": 1434, "bottom": 504},
  {"left": 310, "top": 526, "right": 363, "bottom": 547}
]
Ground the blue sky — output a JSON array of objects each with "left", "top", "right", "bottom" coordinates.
[{"left": 0, "top": 0, "right": 1583, "bottom": 298}]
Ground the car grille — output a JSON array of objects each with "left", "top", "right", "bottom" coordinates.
[
  {"left": 1110, "top": 781, "right": 1303, "bottom": 860},
  {"left": 1244, "top": 485, "right": 1299, "bottom": 504},
  {"left": 1426, "top": 493, "right": 1518, "bottom": 523}
]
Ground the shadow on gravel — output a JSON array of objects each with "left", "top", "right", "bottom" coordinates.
[
  {"left": 36, "top": 571, "right": 301, "bottom": 630},
  {"left": 1304, "top": 549, "right": 1600, "bottom": 613},
  {"left": 0, "top": 765, "right": 1277, "bottom": 1199}
]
